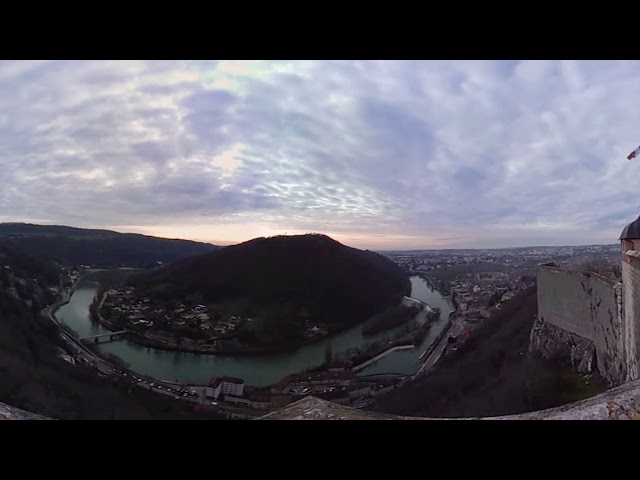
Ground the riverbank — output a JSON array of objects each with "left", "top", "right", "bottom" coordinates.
[
  {"left": 98, "top": 312, "right": 420, "bottom": 358},
  {"left": 349, "top": 308, "right": 441, "bottom": 370},
  {"left": 56, "top": 274, "right": 451, "bottom": 387},
  {"left": 91, "top": 290, "right": 285, "bottom": 356},
  {"left": 362, "top": 304, "right": 422, "bottom": 336},
  {"left": 412, "top": 272, "right": 452, "bottom": 301},
  {"left": 93, "top": 281, "right": 416, "bottom": 357},
  {"left": 413, "top": 273, "right": 461, "bottom": 321},
  {"left": 414, "top": 316, "right": 454, "bottom": 376},
  {"left": 45, "top": 268, "right": 104, "bottom": 324},
  {"left": 353, "top": 345, "right": 415, "bottom": 371}
]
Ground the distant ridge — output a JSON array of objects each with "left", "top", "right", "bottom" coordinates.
[
  {"left": 0, "top": 223, "right": 219, "bottom": 267},
  {"left": 0, "top": 222, "right": 213, "bottom": 241}
]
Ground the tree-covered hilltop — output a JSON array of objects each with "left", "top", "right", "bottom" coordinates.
[
  {"left": 130, "top": 234, "right": 411, "bottom": 349},
  {"left": 0, "top": 223, "right": 218, "bottom": 268}
]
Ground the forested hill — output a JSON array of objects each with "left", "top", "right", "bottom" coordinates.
[
  {"left": 132, "top": 234, "right": 411, "bottom": 335},
  {"left": 0, "top": 238, "right": 59, "bottom": 287},
  {"left": 0, "top": 223, "right": 218, "bottom": 268}
]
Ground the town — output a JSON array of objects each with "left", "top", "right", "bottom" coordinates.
[{"left": 385, "top": 244, "right": 621, "bottom": 357}]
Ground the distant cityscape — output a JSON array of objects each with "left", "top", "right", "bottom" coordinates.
[{"left": 384, "top": 244, "right": 620, "bottom": 356}]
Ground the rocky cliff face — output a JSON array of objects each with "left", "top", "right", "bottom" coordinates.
[{"left": 529, "top": 315, "right": 597, "bottom": 375}]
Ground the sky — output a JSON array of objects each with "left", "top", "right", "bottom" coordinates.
[{"left": 1, "top": 60, "right": 639, "bottom": 250}]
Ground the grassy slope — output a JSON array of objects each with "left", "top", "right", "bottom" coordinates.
[{"left": 370, "top": 284, "right": 608, "bottom": 418}]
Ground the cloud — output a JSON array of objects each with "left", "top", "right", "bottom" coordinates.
[{"left": 0, "top": 59, "right": 639, "bottom": 249}]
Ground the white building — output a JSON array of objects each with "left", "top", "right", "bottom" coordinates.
[{"left": 207, "top": 376, "right": 245, "bottom": 400}]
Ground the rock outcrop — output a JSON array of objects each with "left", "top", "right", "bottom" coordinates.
[
  {"left": 0, "top": 402, "right": 50, "bottom": 420},
  {"left": 529, "top": 315, "right": 597, "bottom": 375}
]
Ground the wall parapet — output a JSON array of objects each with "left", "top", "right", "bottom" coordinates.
[
  {"left": 538, "top": 262, "right": 621, "bottom": 287},
  {"left": 259, "top": 379, "right": 640, "bottom": 419}
]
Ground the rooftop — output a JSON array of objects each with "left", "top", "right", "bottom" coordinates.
[
  {"left": 620, "top": 214, "right": 640, "bottom": 240},
  {"left": 209, "top": 376, "right": 245, "bottom": 387}
]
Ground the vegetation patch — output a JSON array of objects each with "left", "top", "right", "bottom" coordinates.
[{"left": 370, "top": 285, "right": 608, "bottom": 418}]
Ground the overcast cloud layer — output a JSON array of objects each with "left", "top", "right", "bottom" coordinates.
[{"left": 1, "top": 60, "right": 639, "bottom": 249}]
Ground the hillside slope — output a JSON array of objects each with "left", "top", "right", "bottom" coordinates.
[
  {"left": 0, "top": 223, "right": 218, "bottom": 268},
  {"left": 371, "top": 285, "right": 608, "bottom": 417},
  {"left": 131, "top": 234, "right": 411, "bottom": 347}
]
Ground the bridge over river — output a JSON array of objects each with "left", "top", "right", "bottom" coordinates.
[{"left": 79, "top": 330, "right": 128, "bottom": 344}]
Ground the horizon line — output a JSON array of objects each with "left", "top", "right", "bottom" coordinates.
[{"left": 0, "top": 221, "right": 622, "bottom": 252}]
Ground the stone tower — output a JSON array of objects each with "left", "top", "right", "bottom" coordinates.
[{"left": 621, "top": 214, "right": 640, "bottom": 381}]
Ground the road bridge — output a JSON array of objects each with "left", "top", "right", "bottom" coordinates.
[{"left": 79, "top": 330, "right": 128, "bottom": 343}]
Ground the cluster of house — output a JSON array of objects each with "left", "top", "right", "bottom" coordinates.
[
  {"left": 103, "top": 289, "right": 250, "bottom": 340},
  {"left": 450, "top": 271, "right": 534, "bottom": 321},
  {"left": 66, "top": 268, "right": 81, "bottom": 285},
  {"left": 102, "top": 288, "right": 335, "bottom": 349},
  {"left": 172, "top": 305, "right": 245, "bottom": 337},
  {"left": 104, "top": 288, "right": 157, "bottom": 327},
  {"left": 53, "top": 266, "right": 85, "bottom": 297}
]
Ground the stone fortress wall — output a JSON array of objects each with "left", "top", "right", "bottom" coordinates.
[
  {"left": 531, "top": 216, "right": 640, "bottom": 387},
  {"left": 621, "top": 250, "right": 640, "bottom": 381},
  {"left": 532, "top": 264, "right": 627, "bottom": 385}
]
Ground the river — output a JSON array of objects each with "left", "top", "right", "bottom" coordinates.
[{"left": 54, "top": 274, "right": 452, "bottom": 386}]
